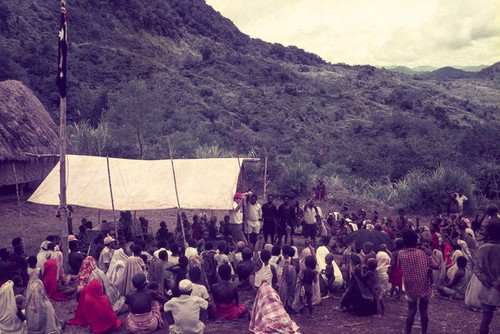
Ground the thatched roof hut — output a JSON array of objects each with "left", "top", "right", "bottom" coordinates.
[{"left": 0, "top": 80, "right": 59, "bottom": 187}]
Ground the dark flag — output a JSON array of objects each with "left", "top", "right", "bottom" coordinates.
[{"left": 56, "top": 2, "right": 67, "bottom": 98}]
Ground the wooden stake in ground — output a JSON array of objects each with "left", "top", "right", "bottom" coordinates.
[
  {"left": 12, "top": 163, "right": 25, "bottom": 241},
  {"left": 167, "top": 138, "right": 187, "bottom": 247},
  {"left": 56, "top": 0, "right": 70, "bottom": 272},
  {"left": 106, "top": 156, "right": 117, "bottom": 233}
]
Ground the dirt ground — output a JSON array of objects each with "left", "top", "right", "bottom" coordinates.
[{"left": 0, "top": 194, "right": 499, "bottom": 333}]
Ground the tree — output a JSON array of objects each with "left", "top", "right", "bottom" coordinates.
[{"left": 102, "top": 79, "right": 165, "bottom": 159}]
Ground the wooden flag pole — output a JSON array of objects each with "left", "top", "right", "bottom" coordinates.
[
  {"left": 167, "top": 138, "right": 187, "bottom": 247},
  {"left": 57, "top": 0, "right": 70, "bottom": 273},
  {"left": 12, "top": 163, "right": 25, "bottom": 241},
  {"left": 106, "top": 156, "right": 117, "bottom": 234}
]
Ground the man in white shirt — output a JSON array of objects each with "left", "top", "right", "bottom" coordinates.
[
  {"left": 246, "top": 194, "right": 263, "bottom": 247},
  {"left": 164, "top": 279, "right": 208, "bottom": 334},
  {"left": 98, "top": 236, "right": 115, "bottom": 273},
  {"left": 229, "top": 192, "right": 251, "bottom": 244}
]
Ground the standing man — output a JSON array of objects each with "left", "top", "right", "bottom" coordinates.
[
  {"left": 277, "top": 195, "right": 296, "bottom": 245},
  {"left": 302, "top": 196, "right": 319, "bottom": 248},
  {"left": 229, "top": 192, "right": 251, "bottom": 244},
  {"left": 475, "top": 221, "right": 500, "bottom": 334},
  {"left": 399, "top": 230, "right": 438, "bottom": 334},
  {"left": 246, "top": 194, "right": 262, "bottom": 248},
  {"left": 262, "top": 194, "right": 278, "bottom": 243}
]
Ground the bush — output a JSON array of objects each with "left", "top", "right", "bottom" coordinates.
[{"left": 395, "top": 166, "right": 477, "bottom": 214}]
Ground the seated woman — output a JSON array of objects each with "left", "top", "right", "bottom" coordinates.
[
  {"left": 0, "top": 280, "right": 26, "bottom": 334},
  {"left": 43, "top": 257, "right": 74, "bottom": 301},
  {"left": 211, "top": 263, "right": 247, "bottom": 320},
  {"left": 25, "top": 276, "right": 64, "bottom": 334},
  {"left": 339, "top": 254, "right": 378, "bottom": 316},
  {"left": 125, "top": 273, "right": 165, "bottom": 334},
  {"left": 76, "top": 256, "right": 98, "bottom": 292},
  {"left": 68, "top": 279, "right": 122, "bottom": 334},
  {"left": 250, "top": 281, "right": 299, "bottom": 333},
  {"left": 89, "top": 267, "right": 126, "bottom": 313}
]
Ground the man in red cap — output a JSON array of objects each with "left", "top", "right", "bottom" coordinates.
[{"left": 229, "top": 192, "right": 251, "bottom": 244}]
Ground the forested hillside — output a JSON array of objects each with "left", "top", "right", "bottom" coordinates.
[{"left": 1, "top": 0, "right": 499, "bottom": 213}]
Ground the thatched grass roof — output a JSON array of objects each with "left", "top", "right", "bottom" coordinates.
[{"left": 0, "top": 80, "right": 59, "bottom": 161}]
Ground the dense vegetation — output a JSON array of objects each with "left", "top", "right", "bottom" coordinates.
[{"left": 1, "top": 0, "right": 499, "bottom": 214}]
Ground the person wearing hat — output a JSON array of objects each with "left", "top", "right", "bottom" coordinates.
[
  {"left": 98, "top": 235, "right": 116, "bottom": 273},
  {"left": 228, "top": 191, "right": 252, "bottom": 244},
  {"left": 164, "top": 279, "right": 208, "bottom": 334},
  {"left": 125, "top": 272, "right": 165, "bottom": 334}
]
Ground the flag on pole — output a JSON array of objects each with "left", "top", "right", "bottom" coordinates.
[{"left": 56, "top": 1, "right": 67, "bottom": 98}]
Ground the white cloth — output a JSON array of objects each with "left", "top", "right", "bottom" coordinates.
[
  {"left": 191, "top": 283, "right": 209, "bottom": 300},
  {"left": 164, "top": 295, "right": 208, "bottom": 334},
  {"left": 229, "top": 201, "right": 243, "bottom": 225},
  {"left": 185, "top": 247, "right": 198, "bottom": 260},
  {"left": 376, "top": 251, "right": 391, "bottom": 293},
  {"left": 254, "top": 264, "right": 273, "bottom": 288},
  {"left": 316, "top": 245, "right": 343, "bottom": 286},
  {"left": 0, "top": 281, "right": 26, "bottom": 334},
  {"left": 107, "top": 248, "right": 128, "bottom": 284},
  {"left": 246, "top": 202, "right": 262, "bottom": 228}
]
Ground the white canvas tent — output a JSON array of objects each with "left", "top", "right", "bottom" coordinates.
[{"left": 28, "top": 155, "right": 252, "bottom": 211}]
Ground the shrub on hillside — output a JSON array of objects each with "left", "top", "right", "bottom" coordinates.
[{"left": 395, "top": 166, "right": 477, "bottom": 214}]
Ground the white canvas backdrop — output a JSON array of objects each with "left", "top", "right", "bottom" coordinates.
[{"left": 28, "top": 155, "right": 248, "bottom": 211}]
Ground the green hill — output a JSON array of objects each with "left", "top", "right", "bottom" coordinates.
[{"left": 0, "top": 0, "right": 499, "bottom": 211}]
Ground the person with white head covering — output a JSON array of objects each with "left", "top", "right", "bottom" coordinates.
[
  {"left": 107, "top": 248, "right": 128, "bottom": 285},
  {"left": 164, "top": 279, "right": 208, "bottom": 334},
  {"left": 0, "top": 280, "right": 26, "bottom": 334}
]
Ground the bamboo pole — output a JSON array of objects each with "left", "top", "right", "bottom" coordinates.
[
  {"left": 106, "top": 156, "right": 117, "bottom": 234},
  {"left": 58, "top": 0, "right": 70, "bottom": 273},
  {"left": 167, "top": 138, "right": 187, "bottom": 247},
  {"left": 12, "top": 163, "right": 25, "bottom": 240}
]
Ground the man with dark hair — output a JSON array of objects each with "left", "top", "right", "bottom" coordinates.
[
  {"left": 125, "top": 272, "right": 164, "bottom": 334},
  {"left": 438, "top": 256, "right": 471, "bottom": 300},
  {"left": 277, "top": 195, "right": 297, "bottom": 245},
  {"left": 475, "top": 221, "right": 500, "bottom": 334},
  {"left": 262, "top": 194, "right": 278, "bottom": 243},
  {"left": 236, "top": 247, "right": 255, "bottom": 291},
  {"left": 211, "top": 263, "right": 247, "bottom": 319},
  {"left": 399, "top": 230, "right": 438, "bottom": 334}
]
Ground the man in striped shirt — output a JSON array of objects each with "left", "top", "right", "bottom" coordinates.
[{"left": 399, "top": 230, "right": 438, "bottom": 334}]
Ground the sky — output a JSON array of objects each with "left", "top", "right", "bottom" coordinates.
[{"left": 205, "top": 0, "right": 500, "bottom": 68}]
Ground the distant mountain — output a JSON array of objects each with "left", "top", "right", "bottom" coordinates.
[
  {"left": 418, "top": 66, "right": 474, "bottom": 80},
  {"left": 412, "top": 65, "right": 438, "bottom": 72},
  {"left": 0, "top": 0, "right": 499, "bottom": 187}
]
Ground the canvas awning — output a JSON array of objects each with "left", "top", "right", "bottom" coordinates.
[{"left": 28, "top": 155, "right": 254, "bottom": 211}]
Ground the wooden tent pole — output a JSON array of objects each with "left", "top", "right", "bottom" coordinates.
[
  {"left": 167, "top": 138, "right": 186, "bottom": 247},
  {"left": 106, "top": 156, "right": 117, "bottom": 234},
  {"left": 57, "top": 0, "right": 70, "bottom": 273},
  {"left": 12, "top": 163, "right": 25, "bottom": 240}
]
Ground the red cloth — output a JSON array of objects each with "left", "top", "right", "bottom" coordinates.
[
  {"left": 68, "top": 279, "right": 122, "bottom": 334},
  {"left": 388, "top": 266, "right": 403, "bottom": 286},
  {"left": 43, "top": 259, "right": 69, "bottom": 301},
  {"left": 214, "top": 300, "right": 247, "bottom": 320}
]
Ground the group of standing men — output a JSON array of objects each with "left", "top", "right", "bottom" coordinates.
[{"left": 228, "top": 192, "right": 312, "bottom": 247}]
